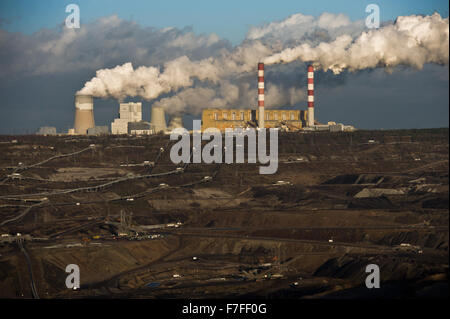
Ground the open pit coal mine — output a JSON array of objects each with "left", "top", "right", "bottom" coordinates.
[{"left": 0, "top": 129, "right": 448, "bottom": 299}]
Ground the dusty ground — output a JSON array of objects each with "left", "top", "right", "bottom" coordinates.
[{"left": 0, "top": 129, "right": 448, "bottom": 299}]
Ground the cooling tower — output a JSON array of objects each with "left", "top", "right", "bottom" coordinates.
[
  {"left": 257, "top": 62, "right": 265, "bottom": 129},
  {"left": 168, "top": 116, "right": 183, "bottom": 131},
  {"left": 74, "top": 94, "right": 95, "bottom": 135},
  {"left": 307, "top": 65, "right": 314, "bottom": 127},
  {"left": 150, "top": 106, "right": 168, "bottom": 133}
]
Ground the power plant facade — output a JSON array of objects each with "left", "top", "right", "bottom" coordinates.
[
  {"left": 74, "top": 94, "right": 95, "bottom": 135},
  {"left": 201, "top": 109, "right": 306, "bottom": 132},
  {"left": 111, "top": 102, "right": 143, "bottom": 134},
  {"left": 201, "top": 63, "right": 311, "bottom": 132},
  {"left": 109, "top": 103, "right": 170, "bottom": 135},
  {"left": 67, "top": 63, "right": 353, "bottom": 136},
  {"left": 200, "top": 63, "right": 354, "bottom": 133},
  {"left": 70, "top": 99, "right": 172, "bottom": 135}
]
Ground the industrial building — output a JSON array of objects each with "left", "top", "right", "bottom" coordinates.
[
  {"left": 128, "top": 121, "right": 153, "bottom": 135},
  {"left": 201, "top": 63, "right": 354, "bottom": 133},
  {"left": 36, "top": 126, "right": 57, "bottom": 135},
  {"left": 69, "top": 63, "right": 353, "bottom": 136},
  {"left": 201, "top": 109, "right": 306, "bottom": 132},
  {"left": 111, "top": 102, "right": 143, "bottom": 134},
  {"left": 87, "top": 126, "right": 109, "bottom": 136},
  {"left": 108, "top": 103, "right": 170, "bottom": 135},
  {"left": 201, "top": 63, "right": 310, "bottom": 132}
]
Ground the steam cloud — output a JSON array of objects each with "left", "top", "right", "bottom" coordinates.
[
  {"left": 77, "top": 13, "right": 449, "bottom": 115},
  {"left": 264, "top": 13, "right": 449, "bottom": 73}
]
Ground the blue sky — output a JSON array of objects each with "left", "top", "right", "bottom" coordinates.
[{"left": 1, "top": 0, "right": 449, "bottom": 44}]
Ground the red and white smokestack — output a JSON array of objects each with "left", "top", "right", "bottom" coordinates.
[
  {"left": 307, "top": 65, "right": 315, "bottom": 127},
  {"left": 258, "top": 62, "right": 265, "bottom": 129}
]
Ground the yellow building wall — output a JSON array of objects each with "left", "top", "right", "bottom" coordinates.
[{"left": 201, "top": 108, "right": 307, "bottom": 132}]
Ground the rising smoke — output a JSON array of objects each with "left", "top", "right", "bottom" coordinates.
[
  {"left": 264, "top": 13, "right": 449, "bottom": 74},
  {"left": 77, "top": 13, "right": 449, "bottom": 115}
]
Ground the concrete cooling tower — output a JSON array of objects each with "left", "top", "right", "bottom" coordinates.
[
  {"left": 168, "top": 116, "right": 183, "bottom": 131},
  {"left": 150, "top": 107, "right": 167, "bottom": 133},
  {"left": 74, "top": 94, "right": 95, "bottom": 135}
]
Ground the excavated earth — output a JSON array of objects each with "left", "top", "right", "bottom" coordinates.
[{"left": 0, "top": 129, "right": 448, "bottom": 299}]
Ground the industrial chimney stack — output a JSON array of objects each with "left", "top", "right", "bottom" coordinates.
[
  {"left": 74, "top": 94, "right": 95, "bottom": 135},
  {"left": 307, "top": 65, "right": 314, "bottom": 127},
  {"left": 258, "top": 62, "right": 265, "bottom": 129}
]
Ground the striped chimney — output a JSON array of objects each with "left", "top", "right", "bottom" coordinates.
[
  {"left": 307, "top": 65, "right": 314, "bottom": 127},
  {"left": 258, "top": 62, "right": 265, "bottom": 129}
]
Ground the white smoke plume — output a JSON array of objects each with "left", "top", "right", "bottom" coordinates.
[
  {"left": 264, "top": 13, "right": 449, "bottom": 74},
  {"left": 77, "top": 12, "right": 449, "bottom": 115},
  {"left": 78, "top": 56, "right": 221, "bottom": 100}
]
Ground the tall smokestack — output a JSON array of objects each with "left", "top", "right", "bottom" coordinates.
[
  {"left": 307, "top": 65, "right": 314, "bottom": 127},
  {"left": 74, "top": 94, "right": 95, "bottom": 135},
  {"left": 258, "top": 62, "right": 265, "bottom": 129}
]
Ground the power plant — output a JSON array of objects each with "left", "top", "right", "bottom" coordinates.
[
  {"left": 74, "top": 94, "right": 95, "bottom": 135},
  {"left": 201, "top": 63, "right": 354, "bottom": 132},
  {"left": 111, "top": 102, "right": 143, "bottom": 134},
  {"left": 64, "top": 63, "right": 353, "bottom": 135}
]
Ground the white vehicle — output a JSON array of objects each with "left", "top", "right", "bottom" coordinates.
[
  {"left": 16, "top": 233, "right": 22, "bottom": 237},
  {"left": 203, "top": 176, "right": 212, "bottom": 181},
  {"left": 176, "top": 167, "right": 184, "bottom": 172},
  {"left": 1, "top": 234, "right": 10, "bottom": 238},
  {"left": 89, "top": 144, "right": 96, "bottom": 148},
  {"left": 173, "top": 274, "right": 181, "bottom": 278},
  {"left": 328, "top": 239, "right": 334, "bottom": 243},
  {"left": 275, "top": 180, "right": 291, "bottom": 185},
  {"left": 126, "top": 198, "right": 134, "bottom": 202},
  {"left": 159, "top": 183, "right": 169, "bottom": 188}
]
